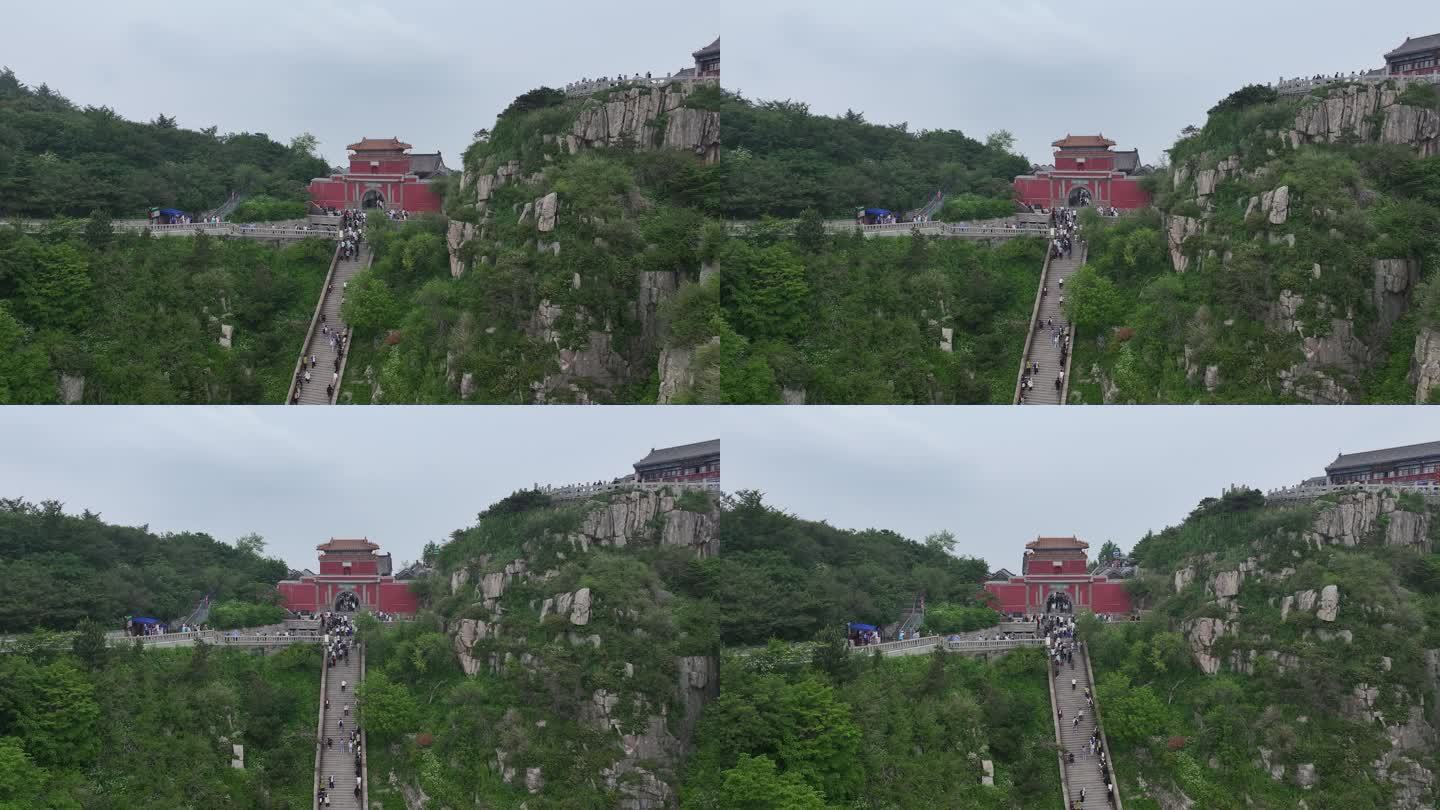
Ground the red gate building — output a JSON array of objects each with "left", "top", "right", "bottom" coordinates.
[
  {"left": 278, "top": 537, "right": 419, "bottom": 614},
  {"left": 308, "top": 138, "right": 449, "bottom": 213},
  {"left": 984, "top": 535, "right": 1133, "bottom": 616},
  {"left": 1013, "top": 135, "right": 1152, "bottom": 210}
]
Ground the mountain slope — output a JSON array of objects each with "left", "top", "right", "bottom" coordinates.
[
  {"left": 338, "top": 83, "right": 722, "bottom": 404},
  {"left": 1070, "top": 80, "right": 1440, "bottom": 404},
  {"left": 1088, "top": 486, "right": 1440, "bottom": 809}
]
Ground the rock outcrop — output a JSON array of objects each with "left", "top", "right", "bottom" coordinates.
[
  {"left": 445, "top": 488, "right": 719, "bottom": 807},
  {"left": 570, "top": 85, "right": 720, "bottom": 163},
  {"left": 1186, "top": 617, "right": 1229, "bottom": 676},
  {"left": 565, "top": 488, "right": 719, "bottom": 557},
  {"left": 1291, "top": 84, "right": 1440, "bottom": 157},
  {"left": 1410, "top": 326, "right": 1440, "bottom": 404},
  {"left": 1306, "top": 490, "right": 1431, "bottom": 550}
]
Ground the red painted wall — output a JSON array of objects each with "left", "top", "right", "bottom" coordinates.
[
  {"left": 308, "top": 177, "right": 444, "bottom": 213},
  {"left": 984, "top": 582, "right": 1029, "bottom": 613},
  {"left": 1056, "top": 154, "right": 1115, "bottom": 172},
  {"left": 319, "top": 560, "right": 379, "bottom": 575},
  {"left": 378, "top": 581, "right": 419, "bottom": 613},
  {"left": 349, "top": 157, "right": 412, "bottom": 174},
  {"left": 1090, "top": 581, "right": 1133, "bottom": 614},
  {"left": 278, "top": 581, "right": 317, "bottom": 612}
]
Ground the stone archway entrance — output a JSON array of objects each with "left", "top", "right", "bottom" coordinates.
[
  {"left": 1045, "top": 590, "right": 1074, "bottom": 614},
  {"left": 335, "top": 591, "right": 359, "bottom": 612},
  {"left": 361, "top": 189, "right": 385, "bottom": 209},
  {"left": 1067, "top": 186, "right": 1092, "bottom": 208}
]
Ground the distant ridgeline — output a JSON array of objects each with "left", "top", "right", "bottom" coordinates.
[
  {"left": 335, "top": 73, "right": 722, "bottom": 404},
  {"left": 1067, "top": 76, "right": 1440, "bottom": 404},
  {"left": 1088, "top": 484, "right": 1440, "bottom": 809},
  {"left": 0, "top": 68, "right": 327, "bottom": 218},
  {"left": 0, "top": 498, "right": 286, "bottom": 633}
]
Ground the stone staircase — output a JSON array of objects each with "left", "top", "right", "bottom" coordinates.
[
  {"left": 1018, "top": 243, "right": 1086, "bottom": 405},
  {"left": 315, "top": 640, "right": 365, "bottom": 809},
  {"left": 289, "top": 244, "right": 370, "bottom": 405},
  {"left": 1051, "top": 641, "right": 1121, "bottom": 808}
]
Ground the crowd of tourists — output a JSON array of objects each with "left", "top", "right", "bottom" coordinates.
[
  {"left": 383, "top": 208, "right": 410, "bottom": 221},
  {"left": 565, "top": 72, "right": 659, "bottom": 93},
  {"left": 1041, "top": 614, "right": 1117, "bottom": 808},
  {"left": 1016, "top": 208, "right": 1082, "bottom": 402}
]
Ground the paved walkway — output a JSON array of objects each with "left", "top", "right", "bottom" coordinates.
[
  {"left": 1017, "top": 243, "right": 1086, "bottom": 405},
  {"left": 316, "top": 639, "right": 365, "bottom": 809},
  {"left": 289, "top": 244, "right": 369, "bottom": 404},
  {"left": 1051, "top": 641, "right": 1122, "bottom": 808}
]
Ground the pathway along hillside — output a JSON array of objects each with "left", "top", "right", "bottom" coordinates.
[
  {"left": 288, "top": 243, "right": 369, "bottom": 405},
  {"left": 315, "top": 628, "right": 366, "bottom": 809},
  {"left": 1016, "top": 242, "right": 1085, "bottom": 405},
  {"left": 1050, "top": 640, "right": 1122, "bottom": 808}
]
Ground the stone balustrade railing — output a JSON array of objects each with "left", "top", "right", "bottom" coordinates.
[
  {"left": 1272, "top": 71, "right": 1440, "bottom": 97},
  {"left": 1265, "top": 481, "right": 1440, "bottom": 502},
  {"left": 564, "top": 74, "right": 718, "bottom": 97},
  {"left": 541, "top": 479, "right": 720, "bottom": 502}
]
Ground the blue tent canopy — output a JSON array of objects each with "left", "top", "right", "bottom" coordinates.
[
  {"left": 130, "top": 617, "right": 159, "bottom": 624},
  {"left": 862, "top": 208, "right": 891, "bottom": 216},
  {"left": 157, "top": 208, "right": 185, "bottom": 217},
  {"left": 848, "top": 622, "right": 877, "bottom": 632}
]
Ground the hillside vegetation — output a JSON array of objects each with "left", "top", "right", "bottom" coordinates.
[
  {"left": 0, "top": 68, "right": 325, "bottom": 218},
  {"left": 0, "top": 498, "right": 287, "bottom": 632},
  {"left": 0, "top": 221, "right": 332, "bottom": 403},
  {"left": 0, "top": 635, "right": 319, "bottom": 808},
  {"left": 338, "top": 84, "right": 722, "bottom": 404},
  {"left": 1068, "top": 81, "right": 1440, "bottom": 404},
  {"left": 1087, "top": 486, "right": 1440, "bottom": 809},
  {"left": 718, "top": 93, "right": 1042, "bottom": 404},
  {"left": 358, "top": 485, "right": 720, "bottom": 808}
]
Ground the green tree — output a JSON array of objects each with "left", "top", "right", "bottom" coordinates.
[
  {"left": 0, "top": 305, "right": 55, "bottom": 404},
  {"left": 718, "top": 754, "right": 825, "bottom": 810},
  {"left": 83, "top": 210, "right": 112, "bottom": 251},
  {"left": 809, "top": 624, "right": 855, "bottom": 684},
  {"left": 776, "top": 677, "right": 862, "bottom": 800},
  {"left": 341, "top": 270, "right": 400, "bottom": 335},
  {"left": 356, "top": 670, "right": 419, "bottom": 745},
  {"left": 0, "top": 737, "right": 46, "bottom": 806},
  {"left": 1095, "top": 671, "right": 1170, "bottom": 748},
  {"left": 1064, "top": 264, "right": 1125, "bottom": 333},
  {"left": 793, "top": 209, "right": 826, "bottom": 254},
  {"left": 234, "top": 532, "right": 266, "bottom": 557},
  {"left": 1096, "top": 540, "right": 1122, "bottom": 564},
  {"left": 16, "top": 242, "right": 91, "bottom": 330},
  {"left": 14, "top": 660, "right": 100, "bottom": 768},
  {"left": 924, "top": 530, "right": 957, "bottom": 554},
  {"left": 70, "top": 619, "right": 107, "bottom": 670}
]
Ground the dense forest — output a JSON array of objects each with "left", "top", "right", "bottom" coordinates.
[
  {"left": 1085, "top": 486, "right": 1440, "bottom": 808},
  {"left": 330, "top": 84, "right": 722, "bottom": 404},
  {"left": 680, "top": 645, "right": 1061, "bottom": 808},
  {"left": 718, "top": 91, "right": 1043, "bottom": 403},
  {"left": 712, "top": 490, "right": 991, "bottom": 643},
  {"left": 0, "top": 635, "right": 318, "bottom": 808},
  {"left": 0, "top": 220, "right": 332, "bottom": 403},
  {"left": 0, "top": 67, "right": 327, "bottom": 218},
  {"left": 1067, "top": 81, "right": 1440, "bottom": 404},
  {"left": 721, "top": 222, "right": 1043, "bottom": 403},
  {"left": 0, "top": 498, "right": 287, "bottom": 633},
  {"left": 721, "top": 93, "right": 1027, "bottom": 218}
]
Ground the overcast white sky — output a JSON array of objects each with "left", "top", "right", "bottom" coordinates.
[
  {"left": 719, "top": 407, "right": 1440, "bottom": 572},
  {"left": 718, "top": 1, "right": 1437, "bottom": 166},
  {"left": 1, "top": 2, "right": 716, "bottom": 167},
  {"left": 0, "top": 408, "right": 717, "bottom": 571},
  {"left": 4, "top": 408, "right": 1433, "bottom": 576}
]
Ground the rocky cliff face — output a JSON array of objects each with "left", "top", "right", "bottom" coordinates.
[
  {"left": 1163, "top": 491, "right": 1438, "bottom": 808},
  {"left": 1163, "top": 83, "right": 1437, "bottom": 402},
  {"left": 569, "top": 86, "right": 720, "bottom": 163},
  {"left": 447, "top": 489, "right": 720, "bottom": 808},
  {"left": 445, "top": 84, "right": 718, "bottom": 404}
]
